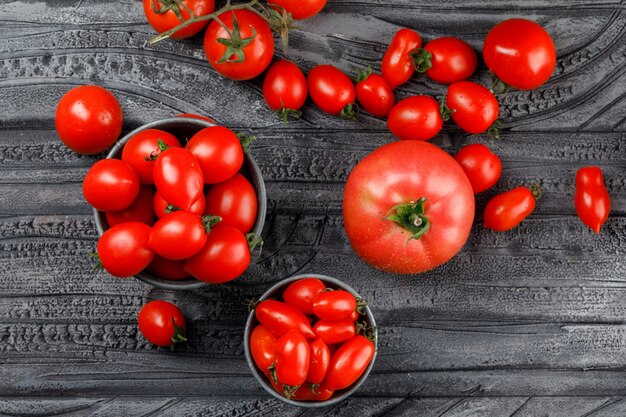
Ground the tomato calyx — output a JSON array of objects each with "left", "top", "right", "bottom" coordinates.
[
  {"left": 215, "top": 12, "right": 258, "bottom": 63},
  {"left": 384, "top": 197, "right": 431, "bottom": 241},
  {"left": 150, "top": 0, "right": 189, "bottom": 22},
  {"left": 236, "top": 132, "right": 257, "bottom": 152},
  {"left": 263, "top": 4, "right": 296, "bottom": 50},
  {"left": 202, "top": 214, "right": 223, "bottom": 233},
  {"left": 89, "top": 252, "right": 103, "bottom": 271},
  {"left": 144, "top": 139, "right": 171, "bottom": 161},
  {"left": 487, "top": 119, "right": 503, "bottom": 140},
  {"left": 170, "top": 316, "right": 188, "bottom": 350},
  {"left": 340, "top": 103, "right": 359, "bottom": 121},
  {"left": 530, "top": 183, "right": 543, "bottom": 201},
  {"left": 282, "top": 384, "right": 300, "bottom": 399},
  {"left": 354, "top": 65, "right": 373, "bottom": 83},
  {"left": 411, "top": 48, "right": 432, "bottom": 73},
  {"left": 308, "top": 383, "right": 320, "bottom": 396},
  {"left": 355, "top": 298, "right": 368, "bottom": 315},
  {"left": 246, "top": 232, "right": 264, "bottom": 256},
  {"left": 355, "top": 322, "right": 377, "bottom": 343},
  {"left": 439, "top": 98, "right": 455, "bottom": 122},
  {"left": 489, "top": 71, "right": 509, "bottom": 95}
]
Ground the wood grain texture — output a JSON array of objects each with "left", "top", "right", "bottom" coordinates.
[{"left": 1, "top": 0, "right": 626, "bottom": 416}]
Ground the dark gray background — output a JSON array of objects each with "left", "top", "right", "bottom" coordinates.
[{"left": 1, "top": 0, "right": 625, "bottom": 416}]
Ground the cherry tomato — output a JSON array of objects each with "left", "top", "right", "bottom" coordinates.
[
  {"left": 312, "top": 290, "right": 356, "bottom": 321},
  {"left": 250, "top": 325, "right": 278, "bottom": 374},
  {"left": 143, "top": 0, "right": 214, "bottom": 39},
  {"left": 121, "top": 129, "right": 181, "bottom": 184},
  {"left": 418, "top": 37, "right": 477, "bottom": 84},
  {"left": 97, "top": 222, "right": 154, "bottom": 278},
  {"left": 484, "top": 186, "right": 541, "bottom": 231},
  {"left": 268, "top": 0, "right": 326, "bottom": 19},
  {"left": 83, "top": 159, "right": 140, "bottom": 212},
  {"left": 324, "top": 335, "right": 375, "bottom": 391},
  {"left": 204, "top": 10, "right": 274, "bottom": 81},
  {"left": 282, "top": 278, "right": 326, "bottom": 315},
  {"left": 146, "top": 255, "right": 190, "bottom": 280},
  {"left": 274, "top": 330, "right": 310, "bottom": 387},
  {"left": 154, "top": 191, "right": 206, "bottom": 219},
  {"left": 105, "top": 186, "right": 156, "bottom": 227},
  {"left": 483, "top": 18, "right": 556, "bottom": 90},
  {"left": 183, "top": 226, "right": 251, "bottom": 284},
  {"left": 306, "top": 338, "right": 330, "bottom": 384},
  {"left": 177, "top": 113, "right": 217, "bottom": 124},
  {"left": 263, "top": 59, "right": 308, "bottom": 121},
  {"left": 148, "top": 211, "right": 213, "bottom": 260},
  {"left": 307, "top": 65, "right": 357, "bottom": 119},
  {"left": 153, "top": 147, "right": 204, "bottom": 211},
  {"left": 382, "top": 28, "right": 422, "bottom": 89},
  {"left": 186, "top": 126, "right": 244, "bottom": 184},
  {"left": 313, "top": 319, "right": 356, "bottom": 344},
  {"left": 446, "top": 81, "right": 500, "bottom": 135},
  {"left": 137, "top": 300, "right": 186, "bottom": 347},
  {"left": 387, "top": 96, "right": 443, "bottom": 141},
  {"left": 355, "top": 68, "right": 395, "bottom": 117},
  {"left": 205, "top": 173, "right": 257, "bottom": 233},
  {"left": 55, "top": 85, "right": 122, "bottom": 155},
  {"left": 454, "top": 144, "right": 502, "bottom": 194},
  {"left": 575, "top": 167, "right": 610, "bottom": 234},
  {"left": 254, "top": 300, "right": 315, "bottom": 339}
]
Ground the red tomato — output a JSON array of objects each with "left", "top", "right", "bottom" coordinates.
[
  {"left": 307, "top": 65, "right": 357, "bottom": 119},
  {"left": 381, "top": 28, "right": 422, "bottom": 89},
  {"left": 121, "top": 129, "right": 181, "bottom": 184},
  {"left": 274, "top": 330, "right": 310, "bottom": 386},
  {"left": 97, "top": 222, "right": 154, "bottom": 278},
  {"left": 143, "top": 0, "right": 214, "bottom": 39},
  {"left": 324, "top": 335, "right": 375, "bottom": 391},
  {"left": 575, "top": 167, "right": 610, "bottom": 234},
  {"left": 343, "top": 141, "right": 474, "bottom": 274},
  {"left": 263, "top": 59, "right": 308, "bottom": 120},
  {"left": 83, "top": 159, "right": 140, "bottom": 212},
  {"left": 454, "top": 144, "right": 502, "bottom": 194},
  {"left": 282, "top": 278, "right": 326, "bottom": 315},
  {"left": 268, "top": 0, "right": 326, "bottom": 19},
  {"left": 55, "top": 85, "right": 123, "bottom": 155},
  {"left": 177, "top": 113, "right": 217, "bottom": 124},
  {"left": 306, "top": 338, "right": 330, "bottom": 384},
  {"left": 205, "top": 174, "right": 257, "bottom": 233},
  {"left": 355, "top": 69, "right": 395, "bottom": 117},
  {"left": 204, "top": 10, "right": 274, "bottom": 80},
  {"left": 484, "top": 186, "right": 541, "bottom": 231},
  {"left": 153, "top": 147, "right": 204, "bottom": 211},
  {"left": 483, "top": 18, "right": 556, "bottom": 90},
  {"left": 186, "top": 126, "right": 244, "bottom": 184},
  {"left": 446, "top": 81, "right": 500, "bottom": 135},
  {"left": 254, "top": 300, "right": 315, "bottom": 339},
  {"left": 105, "top": 186, "right": 156, "bottom": 227},
  {"left": 313, "top": 319, "right": 356, "bottom": 345},
  {"left": 137, "top": 300, "right": 186, "bottom": 347},
  {"left": 387, "top": 96, "right": 443, "bottom": 141},
  {"left": 312, "top": 290, "right": 356, "bottom": 321},
  {"left": 148, "top": 211, "right": 212, "bottom": 260},
  {"left": 183, "top": 226, "right": 251, "bottom": 283},
  {"left": 419, "top": 37, "right": 477, "bottom": 84},
  {"left": 250, "top": 325, "right": 278, "bottom": 374},
  {"left": 154, "top": 191, "right": 205, "bottom": 218},
  {"left": 146, "top": 255, "right": 190, "bottom": 280}
]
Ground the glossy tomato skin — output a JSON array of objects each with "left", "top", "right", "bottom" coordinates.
[
  {"left": 186, "top": 126, "right": 243, "bottom": 184},
  {"left": 183, "top": 226, "right": 250, "bottom": 284},
  {"left": 55, "top": 85, "right": 123, "bottom": 155},
  {"left": 356, "top": 73, "right": 395, "bottom": 117},
  {"left": 97, "top": 222, "right": 154, "bottom": 278},
  {"left": 263, "top": 60, "right": 308, "bottom": 112},
  {"left": 83, "top": 159, "right": 140, "bottom": 212},
  {"left": 204, "top": 10, "right": 274, "bottom": 80},
  {"left": 143, "top": 0, "right": 214, "bottom": 39},
  {"left": 255, "top": 300, "right": 315, "bottom": 339},
  {"left": 148, "top": 211, "right": 207, "bottom": 260},
  {"left": 250, "top": 325, "right": 279, "bottom": 374},
  {"left": 387, "top": 96, "right": 443, "bottom": 141},
  {"left": 105, "top": 186, "right": 156, "bottom": 227},
  {"left": 484, "top": 186, "right": 537, "bottom": 231},
  {"left": 138, "top": 300, "right": 186, "bottom": 347},
  {"left": 205, "top": 174, "right": 257, "bottom": 233},
  {"left": 483, "top": 18, "right": 556, "bottom": 90},
  {"left": 153, "top": 147, "right": 204, "bottom": 211},
  {"left": 324, "top": 335, "right": 375, "bottom": 391},
  {"left": 307, "top": 65, "right": 356, "bottom": 116},
  {"left": 423, "top": 37, "right": 477, "bottom": 84},
  {"left": 575, "top": 167, "right": 610, "bottom": 234},
  {"left": 312, "top": 290, "right": 357, "bottom": 321},
  {"left": 343, "top": 141, "right": 474, "bottom": 274},
  {"left": 282, "top": 278, "right": 326, "bottom": 315},
  {"left": 446, "top": 81, "right": 499, "bottom": 134},
  {"left": 454, "top": 144, "right": 502, "bottom": 194},
  {"left": 146, "top": 255, "right": 190, "bottom": 280},
  {"left": 154, "top": 191, "right": 205, "bottom": 218},
  {"left": 313, "top": 319, "right": 356, "bottom": 345},
  {"left": 121, "top": 129, "right": 181, "bottom": 184},
  {"left": 306, "top": 338, "right": 330, "bottom": 384},
  {"left": 382, "top": 29, "right": 422, "bottom": 89},
  {"left": 275, "top": 330, "right": 310, "bottom": 386},
  {"left": 268, "top": 0, "right": 326, "bottom": 19}
]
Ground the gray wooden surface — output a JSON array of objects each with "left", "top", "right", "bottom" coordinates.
[{"left": 1, "top": 0, "right": 625, "bottom": 416}]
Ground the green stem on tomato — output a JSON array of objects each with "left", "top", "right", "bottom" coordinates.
[
  {"left": 201, "top": 215, "right": 222, "bottom": 233},
  {"left": 384, "top": 197, "right": 431, "bottom": 241},
  {"left": 530, "top": 183, "right": 543, "bottom": 200},
  {"left": 411, "top": 48, "right": 432, "bottom": 73}
]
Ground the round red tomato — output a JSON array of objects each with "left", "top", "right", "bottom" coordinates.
[
  {"left": 419, "top": 37, "right": 477, "bottom": 84},
  {"left": 307, "top": 65, "right": 357, "bottom": 119},
  {"left": 205, "top": 173, "right": 257, "bottom": 233},
  {"left": 55, "top": 85, "right": 123, "bottom": 155},
  {"left": 446, "top": 81, "right": 500, "bottom": 135},
  {"left": 255, "top": 300, "right": 315, "bottom": 338},
  {"left": 138, "top": 300, "right": 186, "bottom": 347},
  {"left": 153, "top": 147, "right": 204, "bottom": 211},
  {"left": 324, "top": 335, "right": 375, "bottom": 391},
  {"left": 121, "top": 129, "right": 181, "bottom": 184},
  {"left": 282, "top": 278, "right": 326, "bottom": 315},
  {"left": 186, "top": 126, "right": 243, "bottom": 184},
  {"left": 250, "top": 325, "right": 278, "bottom": 375},
  {"left": 146, "top": 255, "right": 190, "bottom": 280},
  {"left": 313, "top": 319, "right": 356, "bottom": 345},
  {"left": 312, "top": 290, "right": 356, "bottom": 321},
  {"left": 484, "top": 186, "right": 540, "bottom": 231},
  {"left": 148, "top": 211, "right": 213, "bottom": 260},
  {"left": 204, "top": 10, "right": 274, "bottom": 80},
  {"left": 97, "top": 222, "right": 154, "bottom": 278},
  {"left": 306, "top": 338, "right": 330, "bottom": 384},
  {"left": 343, "top": 141, "right": 474, "bottom": 274},
  {"left": 483, "top": 18, "right": 556, "bottom": 90},
  {"left": 83, "top": 159, "right": 140, "bottom": 212},
  {"left": 143, "top": 0, "right": 214, "bottom": 39},
  {"left": 382, "top": 28, "right": 422, "bottom": 89},
  {"left": 105, "top": 186, "right": 156, "bottom": 227},
  {"left": 387, "top": 96, "right": 443, "bottom": 141},
  {"left": 355, "top": 69, "right": 395, "bottom": 117},
  {"left": 575, "top": 167, "right": 610, "bottom": 234},
  {"left": 154, "top": 191, "right": 205, "bottom": 218},
  {"left": 274, "top": 330, "right": 310, "bottom": 387},
  {"left": 268, "top": 0, "right": 326, "bottom": 19},
  {"left": 454, "top": 144, "right": 502, "bottom": 194},
  {"left": 263, "top": 59, "right": 308, "bottom": 120}
]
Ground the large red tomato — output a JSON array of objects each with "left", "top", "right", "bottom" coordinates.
[
  {"left": 205, "top": 173, "right": 257, "bottom": 233},
  {"left": 143, "top": 0, "right": 215, "bottom": 39},
  {"left": 268, "top": 0, "right": 327, "bottom": 19},
  {"left": 121, "top": 129, "right": 181, "bottom": 184},
  {"left": 343, "top": 141, "right": 474, "bottom": 274}
]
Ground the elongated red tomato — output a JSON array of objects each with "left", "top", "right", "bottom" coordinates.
[
  {"left": 205, "top": 174, "right": 257, "bottom": 233},
  {"left": 484, "top": 186, "right": 540, "bottom": 231},
  {"left": 418, "top": 37, "right": 477, "bottom": 84},
  {"left": 307, "top": 65, "right": 356, "bottom": 119},
  {"left": 387, "top": 95, "right": 443, "bottom": 141},
  {"left": 97, "top": 222, "right": 154, "bottom": 278},
  {"left": 138, "top": 300, "right": 186, "bottom": 347},
  {"left": 355, "top": 68, "right": 395, "bottom": 117},
  {"left": 255, "top": 300, "right": 315, "bottom": 339},
  {"left": 446, "top": 81, "right": 500, "bottom": 135},
  {"left": 105, "top": 186, "right": 156, "bottom": 227},
  {"left": 306, "top": 338, "right": 330, "bottom": 384},
  {"left": 186, "top": 126, "right": 244, "bottom": 184},
  {"left": 146, "top": 255, "right": 190, "bottom": 281},
  {"left": 153, "top": 147, "right": 203, "bottom": 211},
  {"left": 324, "top": 335, "right": 375, "bottom": 391},
  {"left": 121, "top": 129, "right": 181, "bottom": 184},
  {"left": 143, "top": 0, "right": 214, "bottom": 39},
  {"left": 148, "top": 211, "right": 214, "bottom": 260},
  {"left": 313, "top": 319, "right": 356, "bottom": 345},
  {"left": 250, "top": 325, "right": 278, "bottom": 374},
  {"left": 282, "top": 278, "right": 326, "bottom": 315},
  {"left": 312, "top": 290, "right": 356, "bottom": 321},
  {"left": 268, "top": 0, "right": 327, "bottom": 19},
  {"left": 454, "top": 144, "right": 502, "bottom": 194},
  {"left": 263, "top": 60, "right": 308, "bottom": 121},
  {"left": 275, "top": 330, "right": 310, "bottom": 387},
  {"left": 83, "top": 159, "right": 140, "bottom": 212},
  {"left": 154, "top": 191, "right": 205, "bottom": 218},
  {"left": 382, "top": 28, "right": 422, "bottom": 89},
  {"left": 575, "top": 167, "right": 610, "bottom": 234}
]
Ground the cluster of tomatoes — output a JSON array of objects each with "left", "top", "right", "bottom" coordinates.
[{"left": 250, "top": 278, "right": 376, "bottom": 401}]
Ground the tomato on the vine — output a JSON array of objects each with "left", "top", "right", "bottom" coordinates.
[
  {"left": 143, "top": 0, "right": 215, "bottom": 39},
  {"left": 324, "top": 335, "right": 375, "bottom": 391},
  {"left": 105, "top": 186, "right": 156, "bottom": 227},
  {"left": 148, "top": 211, "right": 218, "bottom": 260},
  {"left": 83, "top": 159, "right": 140, "bottom": 212},
  {"left": 312, "top": 290, "right": 357, "bottom": 321},
  {"left": 308, "top": 65, "right": 357, "bottom": 119},
  {"left": 454, "top": 144, "right": 502, "bottom": 194},
  {"left": 263, "top": 59, "right": 308, "bottom": 121},
  {"left": 250, "top": 325, "right": 278, "bottom": 375},
  {"left": 387, "top": 96, "right": 443, "bottom": 141},
  {"left": 382, "top": 28, "right": 422, "bottom": 89},
  {"left": 147, "top": 255, "right": 190, "bottom": 280},
  {"left": 355, "top": 67, "right": 395, "bottom": 117},
  {"left": 205, "top": 173, "right": 257, "bottom": 233},
  {"left": 153, "top": 147, "right": 204, "bottom": 211},
  {"left": 268, "top": 0, "right": 327, "bottom": 19},
  {"left": 446, "top": 81, "right": 500, "bottom": 135},
  {"left": 274, "top": 330, "right": 310, "bottom": 387},
  {"left": 154, "top": 191, "right": 206, "bottom": 219},
  {"left": 186, "top": 126, "right": 244, "bottom": 184},
  {"left": 306, "top": 338, "right": 330, "bottom": 384},
  {"left": 313, "top": 319, "right": 356, "bottom": 344},
  {"left": 282, "top": 278, "right": 326, "bottom": 315},
  {"left": 121, "top": 129, "right": 181, "bottom": 184},
  {"left": 575, "top": 167, "right": 610, "bottom": 234},
  {"left": 138, "top": 300, "right": 187, "bottom": 347},
  {"left": 255, "top": 300, "right": 315, "bottom": 339},
  {"left": 484, "top": 185, "right": 541, "bottom": 231},
  {"left": 97, "top": 222, "right": 154, "bottom": 278},
  {"left": 416, "top": 37, "right": 477, "bottom": 84}
]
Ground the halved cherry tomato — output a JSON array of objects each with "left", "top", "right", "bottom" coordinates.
[
  {"left": 454, "top": 144, "right": 502, "bottom": 194},
  {"left": 282, "top": 278, "right": 326, "bottom": 315},
  {"left": 306, "top": 338, "right": 330, "bottom": 384},
  {"left": 154, "top": 191, "right": 206, "bottom": 218},
  {"left": 105, "top": 186, "right": 156, "bottom": 227},
  {"left": 307, "top": 65, "right": 357, "bottom": 119},
  {"left": 263, "top": 59, "right": 308, "bottom": 121},
  {"left": 355, "top": 67, "right": 395, "bottom": 117},
  {"left": 205, "top": 173, "right": 257, "bottom": 233},
  {"left": 387, "top": 96, "right": 442, "bottom": 141},
  {"left": 146, "top": 255, "right": 190, "bottom": 281},
  {"left": 83, "top": 159, "right": 140, "bottom": 212},
  {"left": 255, "top": 300, "right": 315, "bottom": 339},
  {"left": 250, "top": 325, "right": 278, "bottom": 375},
  {"left": 268, "top": 0, "right": 327, "bottom": 19},
  {"left": 274, "top": 330, "right": 310, "bottom": 387},
  {"left": 148, "top": 211, "right": 216, "bottom": 260},
  {"left": 177, "top": 113, "right": 217, "bottom": 124},
  {"left": 382, "top": 28, "right": 422, "bottom": 89},
  {"left": 143, "top": 0, "right": 214, "bottom": 39},
  {"left": 153, "top": 147, "right": 204, "bottom": 211},
  {"left": 324, "top": 335, "right": 375, "bottom": 391},
  {"left": 446, "top": 81, "right": 500, "bottom": 135},
  {"left": 137, "top": 300, "right": 186, "bottom": 347},
  {"left": 121, "top": 129, "right": 181, "bottom": 184},
  {"left": 575, "top": 167, "right": 610, "bottom": 234},
  {"left": 312, "top": 290, "right": 356, "bottom": 321},
  {"left": 186, "top": 126, "right": 244, "bottom": 184},
  {"left": 484, "top": 185, "right": 541, "bottom": 231},
  {"left": 313, "top": 319, "right": 356, "bottom": 344},
  {"left": 416, "top": 37, "right": 477, "bottom": 84},
  {"left": 97, "top": 222, "right": 154, "bottom": 278}
]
